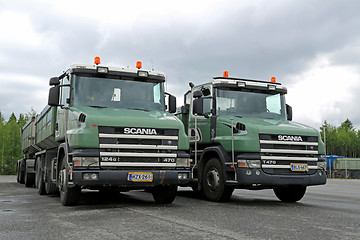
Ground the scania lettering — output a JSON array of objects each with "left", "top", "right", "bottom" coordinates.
[
  {"left": 124, "top": 128, "right": 157, "bottom": 135},
  {"left": 278, "top": 135, "right": 303, "bottom": 142},
  {"left": 17, "top": 57, "right": 190, "bottom": 206},
  {"left": 176, "top": 73, "right": 326, "bottom": 202}
]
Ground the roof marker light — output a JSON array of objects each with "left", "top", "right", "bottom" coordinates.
[
  {"left": 237, "top": 81, "right": 246, "bottom": 88},
  {"left": 223, "top": 71, "right": 229, "bottom": 77},
  {"left": 271, "top": 77, "right": 276, "bottom": 83},
  {"left": 136, "top": 61, "right": 142, "bottom": 69},
  {"left": 94, "top": 56, "right": 100, "bottom": 65}
]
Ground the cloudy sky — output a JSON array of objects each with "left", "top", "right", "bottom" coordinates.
[{"left": 1, "top": 0, "right": 359, "bottom": 130}]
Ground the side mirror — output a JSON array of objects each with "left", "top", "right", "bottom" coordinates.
[
  {"left": 49, "top": 77, "right": 60, "bottom": 86},
  {"left": 168, "top": 94, "right": 176, "bottom": 113},
  {"left": 193, "top": 98, "right": 204, "bottom": 115},
  {"left": 193, "top": 90, "right": 202, "bottom": 98},
  {"left": 48, "top": 85, "right": 60, "bottom": 106},
  {"left": 202, "top": 88, "right": 211, "bottom": 96},
  {"left": 286, "top": 104, "right": 293, "bottom": 121}
]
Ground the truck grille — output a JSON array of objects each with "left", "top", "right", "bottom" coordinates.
[
  {"left": 98, "top": 126, "right": 178, "bottom": 168},
  {"left": 259, "top": 134, "right": 319, "bottom": 175}
]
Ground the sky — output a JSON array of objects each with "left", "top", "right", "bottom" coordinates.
[{"left": 0, "top": 0, "right": 360, "bottom": 130}]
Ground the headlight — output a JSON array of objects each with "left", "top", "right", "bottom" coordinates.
[
  {"left": 247, "top": 160, "right": 261, "bottom": 168},
  {"left": 238, "top": 160, "right": 261, "bottom": 168},
  {"left": 176, "top": 158, "right": 190, "bottom": 167},
  {"left": 317, "top": 161, "right": 326, "bottom": 170},
  {"left": 73, "top": 157, "right": 99, "bottom": 167}
]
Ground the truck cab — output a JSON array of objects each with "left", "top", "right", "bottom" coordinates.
[
  {"left": 30, "top": 58, "right": 190, "bottom": 205},
  {"left": 177, "top": 73, "right": 326, "bottom": 202}
]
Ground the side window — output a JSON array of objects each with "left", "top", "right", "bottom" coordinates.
[
  {"left": 60, "top": 75, "right": 70, "bottom": 105},
  {"left": 184, "top": 90, "right": 191, "bottom": 106},
  {"left": 153, "top": 84, "right": 161, "bottom": 104},
  {"left": 203, "top": 98, "right": 211, "bottom": 114},
  {"left": 192, "top": 86, "right": 212, "bottom": 115}
]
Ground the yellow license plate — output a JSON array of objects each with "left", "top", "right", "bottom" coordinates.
[
  {"left": 127, "top": 172, "right": 153, "bottom": 182},
  {"left": 290, "top": 163, "right": 308, "bottom": 171}
]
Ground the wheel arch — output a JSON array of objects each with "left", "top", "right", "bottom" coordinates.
[
  {"left": 198, "top": 145, "right": 229, "bottom": 185},
  {"left": 56, "top": 143, "right": 68, "bottom": 179}
]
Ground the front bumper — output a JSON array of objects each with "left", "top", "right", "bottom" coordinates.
[
  {"left": 227, "top": 168, "right": 327, "bottom": 188},
  {"left": 70, "top": 169, "right": 191, "bottom": 188}
]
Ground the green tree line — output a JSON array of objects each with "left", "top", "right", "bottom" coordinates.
[
  {"left": 0, "top": 111, "right": 33, "bottom": 175},
  {"left": 320, "top": 119, "right": 360, "bottom": 157}
]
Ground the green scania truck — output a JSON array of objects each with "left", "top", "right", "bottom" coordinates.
[
  {"left": 17, "top": 58, "right": 191, "bottom": 205},
  {"left": 176, "top": 72, "right": 327, "bottom": 202}
]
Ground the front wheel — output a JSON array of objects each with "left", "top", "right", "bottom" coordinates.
[
  {"left": 152, "top": 186, "right": 177, "bottom": 204},
  {"left": 273, "top": 186, "right": 306, "bottom": 202},
  {"left": 202, "top": 158, "right": 234, "bottom": 202},
  {"left": 59, "top": 156, "right": 81, "bottom": 206}
]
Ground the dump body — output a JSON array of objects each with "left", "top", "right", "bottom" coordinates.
[
  {"left": 333, "top": 158, "right": 360, "bottom": 178},
  {"left": 20, "top": 117, "right": 40, "bottom": 155},
  {"left": 35, "top": 106, "right": 57, "bottom": 150},
  {"left": 334, "top": 158, "right": 360, "bottom": 170}
]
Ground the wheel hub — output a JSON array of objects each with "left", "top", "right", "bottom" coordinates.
[
  {"left": 206, "top": 169, "right": 220, "bottom": 191},
  {"left": 59, "top": 169, "right": 65, "bottom": 191}
]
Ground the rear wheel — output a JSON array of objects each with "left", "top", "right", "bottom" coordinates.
[
  {"left": 17, "top": 162, "right": 24, "bottom": 184},
  {"left": 36, "top": 159, "right": 46, "bottom": 195},
  {"left": 274, "top": 186, "right": 306, "bottom": 202},
  {"left": 24, "top": 167, "right": 35, "bottom": 188},
  {"left": 59, "top": 155, "right": 80, "bottom": 206},
  {"left": 202, "top": 158, "right": 234, "bottom": 202},
  {"left": 152, "top": 186, "right": 177, "bottom": 204},
  {"left": 45, "top": 169, "right": 58, "bottom": 195}
]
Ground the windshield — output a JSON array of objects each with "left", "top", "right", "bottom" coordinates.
[
  {"left": 71, "top": 75, "right": 165, "bottom": 111},
  {"left": 215, "top": 88, "right": 287, "bottom": 120}
]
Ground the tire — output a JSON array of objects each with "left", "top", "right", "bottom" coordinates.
[
  {"left": 24, "top": 164, "right": 35, "bottom": 188},
  {"left": 59, "top": 155, "right": 81, "bottom": 206},
  {"left": 274, "top": 186, "right": 306, "bottom": 202},
  {"left": 152, "top": 186, "right": 177, "bottom": 204},
  {"left": 353, "top": 171, "right": 360, "bottom": 179},
  {"left": 202, "top": 158, "right": 234, "bottom": 202},
  {"left": 17, "top": 163, "right": 24, "bottom": 184},
  {"left": 45, "top": 170, "right": 58, "bottom": 195},
  {"left": 36, "top": 160, "right": 46, "bottom": 195}
]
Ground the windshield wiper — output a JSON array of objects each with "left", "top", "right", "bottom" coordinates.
[
  {"left": 125, "top": 107, "right": 150, "bottom": 112},
  {"left": 89, "top": 105, "right": 107, "bottom": 108}
]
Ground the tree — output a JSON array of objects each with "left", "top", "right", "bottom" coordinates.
[
  {"left": 0, "top": 109, "right": 38, "bottom": 175},
  {"left": 3, "top": 113, "right": 20, "bottom": 174},
  {"left": 0, "top": 111, "right": 4, "bottom": 174},
  {"left": 321, "top": 119, "right": 360, "bottom": 157}
]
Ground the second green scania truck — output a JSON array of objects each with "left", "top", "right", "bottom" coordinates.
[
  {"left": 177, "top": 72, "right": 327, "bottom": 202},
  {"left": 17, "top": 57, "right": 190, "bottom": 205}
]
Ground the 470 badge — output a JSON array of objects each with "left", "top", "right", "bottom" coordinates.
[{"left": 127, "top": 172, "right": 153, "bottom": 182}]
